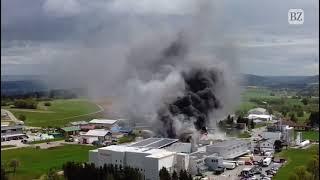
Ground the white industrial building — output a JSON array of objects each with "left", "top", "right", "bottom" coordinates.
[
  {"left": 89, "top": 138, "right": 186, "bottom": 180},
  {"left": 247, "top": 108, "right": 272, "bottom": 122},
  {"left": 88, "top": 138, "right": 252, "bottom": 179}
]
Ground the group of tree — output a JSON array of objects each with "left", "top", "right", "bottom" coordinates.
[
  {"left": 18, "top": 114, "right": 26, "bottom": 121},
  {"left": 63, "top": 161, "right": 142, "bottom": 180},
  {"left": 236, "top": 116, "right": 254, "bottom": 129},
  {"left": 307, "top": 111, "right": 319, "bottom": 127},
  {"left": 289, "top": 113, "right": 298, "bottom": 123},
  {"left": 273, "top": 140, "right": 283, "bottom": 152},
  {"left": 159, "top": 167, "right": 192, "bottom": 180},
  {"left": 13, "top": 99, "right": 38, "bottom": 109},
  {"left": 1, "top": 88, "right": 81, "bottom": 102},
  {"left": 225, "top": 115, "right": 234, "bottom": 125}
]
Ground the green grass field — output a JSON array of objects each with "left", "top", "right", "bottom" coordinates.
[
  {"left": 5, "top": 99, "right": 102, "bottom": 127},
  {"left": 1, "top": 144, "right": 95, "bottom": 180},
  {"left": 1, "top": 145, "right": 16, "bottom": 149},
  {"left": 294, "top": 131, "right": 319, "bottom": 141},
  {"left": 273, "top": 145, "right": 319, "bottom": 180}
]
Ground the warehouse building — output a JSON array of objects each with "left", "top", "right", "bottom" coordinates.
[
  {"left": 1, "top": 124, "right": 26, "bottom": 141},
  {"left": 206, "top": 140, "right": 252, "bottom": 159},
  {"left": 89, "top": 119, "right": 118, "bottom": 129},
  {"left": 89, "top": 138, "right": 182, "bottom": 180}
]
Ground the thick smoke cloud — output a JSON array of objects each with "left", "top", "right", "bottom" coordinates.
[{"left": 47, "top": 0, "right": 241, "bottom": 138}]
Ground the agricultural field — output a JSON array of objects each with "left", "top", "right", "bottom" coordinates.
[
  {"left": 1, "top": 144, "right": 95, "bottom": 180},
  {"left": 3, "top": 99, "right": 103, "bottom": 127},
  {"left": 273, "top": 145, "right": 319, "bottom": 180}
]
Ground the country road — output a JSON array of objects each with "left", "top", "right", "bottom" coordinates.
[{"left": 1, "top": 109, "right": 19, "bottom": 121}]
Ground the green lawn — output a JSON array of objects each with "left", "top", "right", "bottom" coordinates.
[
  {"left": 273, "top": 145, "right": 319, "bottom": 180},
  {"left": 1, "top": 144, "right": 95, "bottom": 180},
  {"left": 295, "top": 131, "right": 319, "bottom": 141},
  {"left": 1, "top": 145, "right": 16, "bottom": 149},
  {"left": 4, "top": 99, "right": 102, "bottom": 127}
]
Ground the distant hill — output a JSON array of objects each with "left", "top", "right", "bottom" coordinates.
[
  {"left": 1, "top": 74, "right": 319, "bottom": 96},
  {"left": 243, "top": 74, "right": 319, "bottom": 89}
]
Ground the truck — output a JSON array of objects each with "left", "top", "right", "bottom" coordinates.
[
  {"left": 263, "top": 157, "right": 272, "bottom": 167},
  {"left": 223, "top": 162, "right": 236, "bottom": 170}
]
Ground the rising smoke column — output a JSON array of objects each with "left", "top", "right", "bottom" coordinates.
[
  {"left": 155, "top": 42, "right": 225, "bottom": 138},
  {"left": 46, "top": 0, "right": 240, "bottom": 139}
]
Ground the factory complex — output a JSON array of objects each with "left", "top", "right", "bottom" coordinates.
[{"left": 89, "top": 137, "right": 253, "bottom": 180}]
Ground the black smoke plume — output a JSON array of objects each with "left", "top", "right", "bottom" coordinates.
[{"left": 156, "top": 36, "right": 223, "bottom": 139}]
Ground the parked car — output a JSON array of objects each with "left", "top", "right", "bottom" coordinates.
[
  {"left": 261, "top": 177, "right": 271, "bottom": 180},
  {"left": 266, "top": 170, "right": 276, "bottom": 176}
]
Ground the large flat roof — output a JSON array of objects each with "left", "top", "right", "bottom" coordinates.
[
  {"left": 208, "top": 140, "right": 249, "bottom": 147},
  {"left": 83, "top": 129, "right": 111, "bottom": 137},
  {"left": 98, "top": 145, "right": 175, "bottom": 158},
  {"left": 89, "top": 119, "right": 118, "bottom": 125},
  {"left": 129, "top": 138, "right": 179, "bottom": 149}
]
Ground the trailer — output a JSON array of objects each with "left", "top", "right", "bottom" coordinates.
[
  {"left": 223, "top": 162, "right": 236, "bottom": 170},
  {"left": 299, "top": 140, "right": 310, "bottom": 147}
]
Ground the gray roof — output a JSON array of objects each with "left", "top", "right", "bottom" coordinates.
[{"left": 208, "top": 140, "right": 249, "bottom": 147}]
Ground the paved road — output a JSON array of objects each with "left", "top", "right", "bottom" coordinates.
[
  {"left": 1, "top": 140, "right": 88, "bottom": 151},
  {"left": 1, "top": 109, "right": 19, "bottom": 121}
]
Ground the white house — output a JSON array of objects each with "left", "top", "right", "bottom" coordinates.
[{"left": 81, "top": 129, "right": 112, "bottom": 144}]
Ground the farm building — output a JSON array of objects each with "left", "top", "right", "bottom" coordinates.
[
  {"left": 81, "top": 129, "right": 112, "bottom": 144},
  {"left": 89, "top": 119, "right": 118, "bottom": 129},
  {"left": 60, "top": 126, "right": 81, "bottom": 136}
]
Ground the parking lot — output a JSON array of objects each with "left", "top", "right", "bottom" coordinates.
[{"left": 203, "top": 157, "right": 284, "bottom": 180}]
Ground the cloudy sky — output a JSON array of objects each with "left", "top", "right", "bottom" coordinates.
[{"left": 1, "top": 0, "right": 319, "bottom": 76}]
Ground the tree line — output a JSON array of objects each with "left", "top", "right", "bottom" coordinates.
[
  {"left": 61, "top": 161, "right": 194, "bottom": 180},
  {"left": 159, "top": 167, "right": 193, "bottom": 180},
  {"left": 1, "top": 89, "right": 80, "bottom": 105},
  {"left": 63, "top": 162, "right": 142, "bottom": 180}
]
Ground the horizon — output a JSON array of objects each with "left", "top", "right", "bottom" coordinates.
[{"left": 1, "top": 0, "right": 319, "bottom": 77}]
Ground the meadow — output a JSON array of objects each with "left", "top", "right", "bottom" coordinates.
[
  {"left": 1, "top": 144, "right": 95, "bottom": 180},
  {"left": 5, "top": 99, "right": 103, "bottom": 127},
  {"left": 273, "top": 145, "right": 319, "bottom": 180}
]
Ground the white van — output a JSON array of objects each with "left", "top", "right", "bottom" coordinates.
[{"left": 263, "top": 157, "right": 272, "bottom": 167}]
